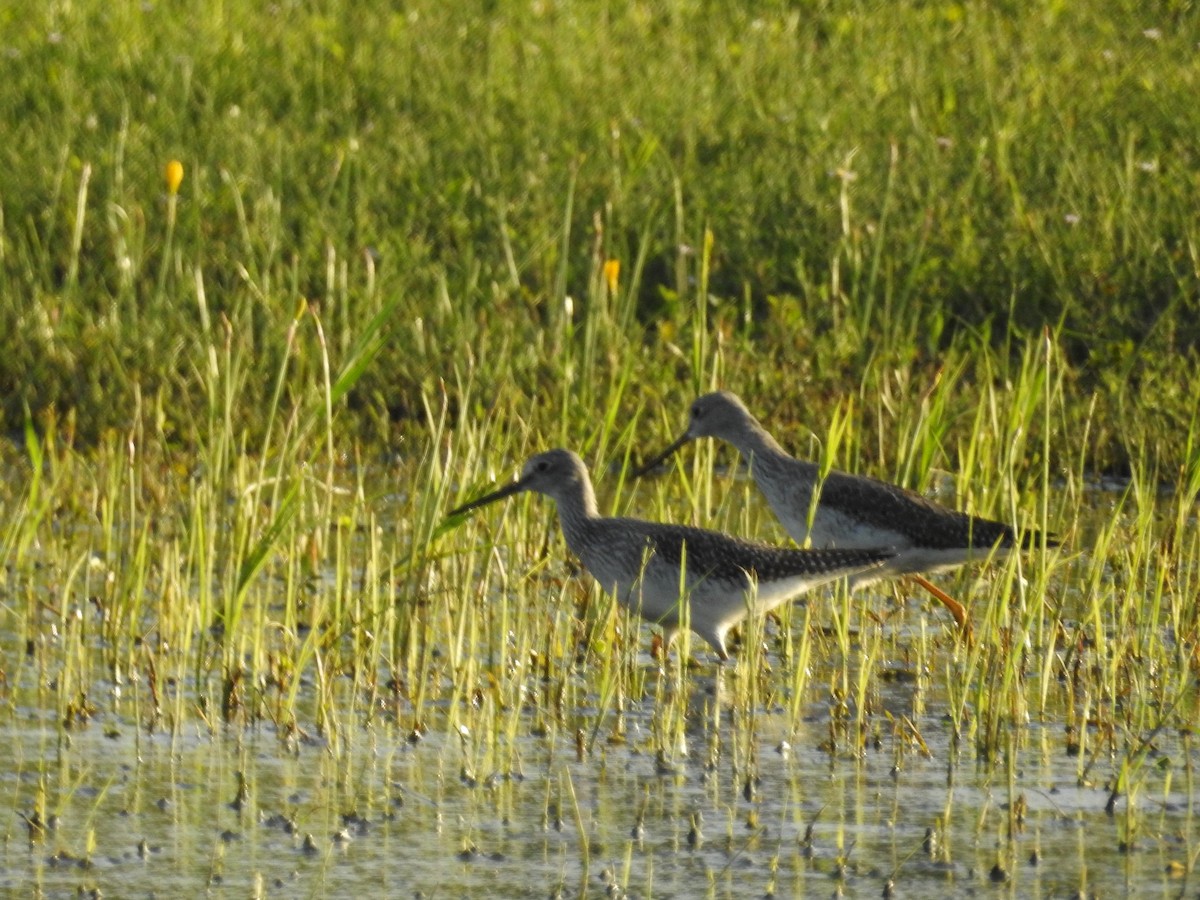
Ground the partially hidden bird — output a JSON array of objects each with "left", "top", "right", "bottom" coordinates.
[{"left": 635, "top": 391, "right": 1058, "bottom": 629}]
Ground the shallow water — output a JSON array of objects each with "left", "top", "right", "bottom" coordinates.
[
  {"left": 2, "top": 651, "right": 1197, "bottom": 898},
  {"left": 3, "top": 480, "right": 1198, "bottom": 898}
]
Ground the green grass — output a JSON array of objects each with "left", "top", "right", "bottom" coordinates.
[
  {"left": 0, "top": 0, "right": 1197, "bottom": 469},
  {"left": 2, "top": 1, "right": 1200, "bottom": 893}
]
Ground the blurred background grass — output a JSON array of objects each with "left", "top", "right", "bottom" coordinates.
[{"left": 1, "top": 0, "right": 1196, "bottom": 473}]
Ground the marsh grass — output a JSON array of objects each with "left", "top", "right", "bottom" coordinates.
[{"left": 3, "top": 0, "right": 1200, "bottom": 895}]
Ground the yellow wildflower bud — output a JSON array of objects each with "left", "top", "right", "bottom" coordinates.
[
  {"left": 165, "top": 160, "right": 184, "bottom": 195},
  {"left": 603, "top": 258, "right": 620, "bottom": 295}
]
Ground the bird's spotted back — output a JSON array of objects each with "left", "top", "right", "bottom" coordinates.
[{"left": 614, "top": 519, "right": 892, "bottom": 586}]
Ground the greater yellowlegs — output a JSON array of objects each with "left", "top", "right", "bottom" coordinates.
[
  {"left": 635, "top": 391, "right": 1057, "bottom": 628},
  {"left": 449, "top": 449, "right": 895, "bottom": 660}
]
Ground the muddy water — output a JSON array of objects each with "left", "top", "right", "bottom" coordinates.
[
  {"left": 3, "top": 485, "right": 1197, "bottom": 897},
  {"left": 2, "top": 648, "right": 1195, "bottom": 898}
]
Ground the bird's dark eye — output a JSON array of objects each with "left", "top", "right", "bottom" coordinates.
[
  {"left": 535, "top": 460, "right": 549, "bottom": 473},
  {"left": 691, "top": 404, "right": 703, "bottom": 419}
]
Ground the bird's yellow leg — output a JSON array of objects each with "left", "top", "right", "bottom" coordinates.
[{"left": 911, "top": 574, "right": 972, "bottom": 638}]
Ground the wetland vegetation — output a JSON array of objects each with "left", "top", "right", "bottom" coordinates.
[{"left": 2, "top": 0, "right": 1199, "bottom": 895}]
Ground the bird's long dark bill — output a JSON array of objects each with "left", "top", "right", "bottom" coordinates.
[
  {"left": 631, "top": 432, "right": 692, "bottom": 478},
  {"left": 448, "top": 478, "right": 526, "bottom": 517}
]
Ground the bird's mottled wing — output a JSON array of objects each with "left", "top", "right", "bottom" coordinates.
[
  {"left": 818, "top": 470, "right": 1042, "bottom": 548},
  {"left": 622, "top": 520, "right": 893, "bottom": 583}
]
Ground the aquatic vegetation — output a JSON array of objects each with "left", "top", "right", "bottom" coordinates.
[{"left": 2, "top": 0, "right": 1199, "bottom": 895}]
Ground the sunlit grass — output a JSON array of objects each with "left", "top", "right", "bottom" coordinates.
[{"left": 2, "top": 0, "right": 1200, "bottom": 895}]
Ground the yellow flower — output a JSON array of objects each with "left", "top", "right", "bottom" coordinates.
[
  {"left": 603, "top": 258, "right": 620, "bottom": 295},
  {"left": 165, "top": 160, "right": 184, "bottom": 195}
]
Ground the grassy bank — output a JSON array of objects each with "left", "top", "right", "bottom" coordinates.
[{"left": 0, "top": 0, "right": 1196, "bottom": 471}]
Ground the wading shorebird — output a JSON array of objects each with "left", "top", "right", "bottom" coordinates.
[
  {"left": 449, "top": 449, "right": 896, "bottom": 660},
  {"left": 634, "top": 391, "right": 1058, "bottom": 629}
]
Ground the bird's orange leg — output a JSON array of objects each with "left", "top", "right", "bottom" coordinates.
[{"left": 911, "top": 574, "right": 971, "bottom": 636}]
